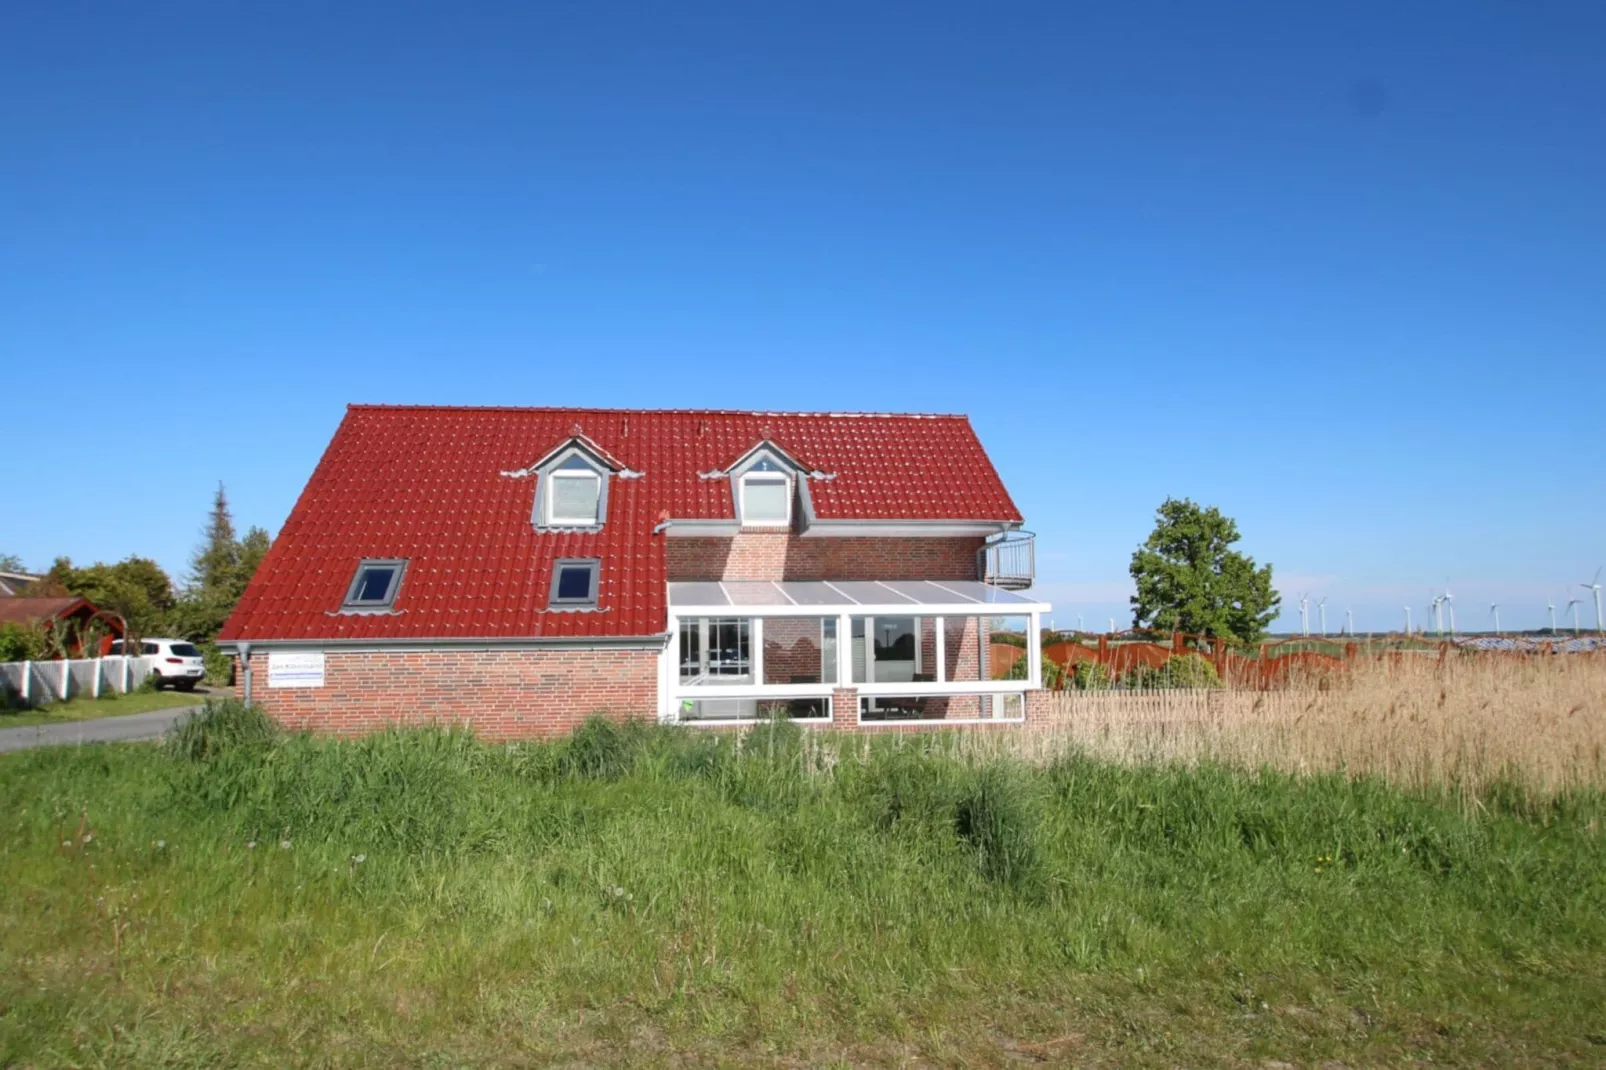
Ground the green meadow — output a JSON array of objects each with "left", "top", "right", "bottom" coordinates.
[{"left": 2, "top": 702, "right": 1602, "bottom": 1067}]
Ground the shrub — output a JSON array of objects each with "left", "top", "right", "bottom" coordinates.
[
  {"left": 1121, "top": 663, "right": 1166, "bottom": 690},
  {"left": 1006, "top": 652, "right": 1065, "bottom": 689},
  {"left": 200, "top": 642, "right": 235, "bottom": 686},
  {"left": 0, "top": 622, "right": 47, "bottom": 663},
  {"left": 165, "top": 698, "right": 280, "bottom": 762},
  {"left": 1070, "top": 661, "right": 1112, "bottom": 691},
  {"left": 1162, "top": 653, "right": 1223, "bottom": 689}
]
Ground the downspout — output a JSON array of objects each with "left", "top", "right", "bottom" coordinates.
[{"left": 239, "top": 642, "right": 253, "bottom": 705}]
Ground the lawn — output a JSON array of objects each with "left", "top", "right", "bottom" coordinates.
[
  {"left": 0, "top": 686, "right": 211, "bottom": 728},
  {"left": 0, "top": 704, "right": 1602, "bottom": 1067}
]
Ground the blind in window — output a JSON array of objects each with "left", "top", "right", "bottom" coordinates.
[
  {"left": 550, "top": 474, "right": 600, "bottom": 523},
  {"left": 743, "top": 478, "right": 788, "bottom": 523}
]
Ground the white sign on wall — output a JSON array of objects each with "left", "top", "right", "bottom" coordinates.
[{"left": 267, "top": 652, "right": 325, "bottom": 688}]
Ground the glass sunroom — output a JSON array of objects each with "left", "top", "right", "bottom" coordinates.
[{"left": 660, "top": 580, "right": 1050, "bottom": 726}]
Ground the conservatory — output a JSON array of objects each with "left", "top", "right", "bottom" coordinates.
[{"left": 659, "top": 580, "right": 1050, "bottom": 726}]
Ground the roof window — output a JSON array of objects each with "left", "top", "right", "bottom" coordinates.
[
  {"left": 549, "top": 558, "right": 601, "bottom": 608},
  {"left": 343, "top": 559, "right": 406, "bottom": 611}
]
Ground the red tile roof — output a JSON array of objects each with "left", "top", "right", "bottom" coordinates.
[{"left": 220, "top": 406, "right": 1023, "bottom": 642}]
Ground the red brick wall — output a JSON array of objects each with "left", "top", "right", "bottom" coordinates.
[
  {"left": 235, "top": 648, "right": 658, "bottom": 740},
  {"left": 831, "top": 685, "right": 1046, "bottom": 731},
  {"left": 667, "top": 534, "right": 985, "bottom": 582}
]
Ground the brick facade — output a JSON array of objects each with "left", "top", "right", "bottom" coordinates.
[
  {"left": 236, "top": 647, "right": 658, "bottom": 739},
  {"left": 234, "top": 534, "right": 1039, "bottom": 740},
  {"left": 666, "top": 534, "right": 985, "bottom": 582}
]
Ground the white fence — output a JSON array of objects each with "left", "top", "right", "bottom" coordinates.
[{"left": 0, "top": 656, "right": 158, "bottom": 708}]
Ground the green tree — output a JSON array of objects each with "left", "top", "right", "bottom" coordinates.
[
  {"left": 1128, "top": 498, "right": 1280, "bottom": 644},
  {"left": 170, "top": 485, "right": 273, "bottom": 642},
  {"left": 46, "top": 556, "right": 176, "bottom": 641},
  {"left": 238, "top": 526, "right": 271, "bottom": 584},
  {"left": 0, "top": 552, "right": 27, "bottom": 573},
  {"left": 190, "top": 483, "right": 241, "bottom": 595}
]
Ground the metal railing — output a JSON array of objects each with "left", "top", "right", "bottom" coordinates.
[{"left": 978, "top": 530, "right": 1035, "bottom": 590}]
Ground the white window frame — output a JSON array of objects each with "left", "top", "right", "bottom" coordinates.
[
  {"left": 659, "top": 603, "right": 1041, "bottom": 728},
  {"left": 545, "top": 470, "right": 602, "bottom": 527},
  {"left": 739, "top": 472, "right": 791, "bottom": 528}
]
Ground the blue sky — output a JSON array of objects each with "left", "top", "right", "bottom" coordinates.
[{"left": 2, "top": 2, "right": 1602, "bottom": 634}]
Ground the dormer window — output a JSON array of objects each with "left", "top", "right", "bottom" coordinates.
[
  {"left": 538, "top": 452, "right": 609, "bottom": 529},
  {"left": 740, "top": 467, "right": 791, "bottom": 528},
  {"left": 548, "top": 470, "right": 601, "bottom": 526}
]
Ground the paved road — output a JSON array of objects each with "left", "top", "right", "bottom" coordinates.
[{"left": 0, "top": 706, "right": 200, "bottom": 753}]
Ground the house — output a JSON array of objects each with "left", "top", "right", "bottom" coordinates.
[
  {"left": 0, "top": 596, "right": 125, "bottom": 654},
  {"left": 0, "top": 570, "right": 43, "bottom": 597},
  {"left": 216, "top": 405, "right": 1050, "bottom": 737}
]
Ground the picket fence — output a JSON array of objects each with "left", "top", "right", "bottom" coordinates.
[{"left": 0, "top": 655, "right": 158, "bottom": 708}]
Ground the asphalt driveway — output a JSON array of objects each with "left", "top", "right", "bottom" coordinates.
[{"left": 0, "top": 706, "right": 199, "bottom": 753}]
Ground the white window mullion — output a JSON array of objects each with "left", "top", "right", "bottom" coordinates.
[
  {"left": 935, "top": 615, "right": 946, "bottom": 684},
  {"left": 1027, "top": 611, "right": 1042, "bottom": 689},
  {"left": 836, "top": 611, "right": 852, "bottom": 686},
  {"left": 751, "top": 617, "right": 764, "bottom": 687}
]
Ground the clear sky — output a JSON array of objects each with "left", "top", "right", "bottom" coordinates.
[{"left": 2, "top": 2, "right": 1602, "bottom": 634}]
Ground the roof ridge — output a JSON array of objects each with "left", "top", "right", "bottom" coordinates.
[{"left": 345, "top": 404, "right": 969, "bottom": 420}]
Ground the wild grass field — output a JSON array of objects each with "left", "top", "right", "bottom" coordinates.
[{"left": 1, "top": 656, "right": 1603, "bottom": 1068}]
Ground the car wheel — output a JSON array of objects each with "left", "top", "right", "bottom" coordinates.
[
  {"left": 150, "top": 673, "right": 164, "bottom": 690},
  {"left": 176, "top": 680, "right": 197, "bottom": 692}
]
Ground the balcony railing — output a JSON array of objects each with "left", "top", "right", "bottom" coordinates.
[{"left": 978, "top": 531, "right": 1035, "bottom": 591}]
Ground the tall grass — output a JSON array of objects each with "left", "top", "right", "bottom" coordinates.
[
  {"left": 2, "top": 698, "right": 1604, "bottom": 1065},
  {"left": 1033, "top": 651, "right": 1606, "bottom": 800}
]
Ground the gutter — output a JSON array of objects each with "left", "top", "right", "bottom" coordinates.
[
  {"left": 216, "top": 634, "right": 670, "bottom": 655},
  {"left": 652, "top": 517, "right": 1020, "bottom": 538}
]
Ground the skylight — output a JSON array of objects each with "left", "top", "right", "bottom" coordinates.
[
  {"left": 343, "top": 559, "right": 406, "bottom": 611},
  {"left": 549, "top": 558, "right": 601, "bottom": 608}
]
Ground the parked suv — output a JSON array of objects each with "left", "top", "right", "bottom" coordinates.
[{"left": 107, "top": 638, "right": 207, "bottom": 691}]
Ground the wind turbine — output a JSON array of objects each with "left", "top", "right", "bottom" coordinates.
[
  {"left": 1299, "top": 593, "right": 1310, "bottom": 638},
  {"left": 1490, "top": 603, "right": 1501, "bottom": 636},
  {"left": 1429, "top": 594, "right": 1444, "bottom": 636},
  {"left": 1346, "top": 607, "right": 1354, "bottom": 636},
  {"left": 1076, "top": 615, "right": 1084, "bottom": 632},
  {"left": 1547, "top": 601, "right": 1557, "bottom": 635},
  {"left": 1443, "top": 588, "right": 1456, "bottom": 638},
  {"left": 1317, "top": 597, "right": 1328, "bottom": 638},
  {"left": 1403, "top": 605, "right": 1413, "bottom": 635},
  {"left": 1565, "top": 598, "right": 1582, "bottom": 636},
  {"left": 1583, "top": 568, "right": 1604, "bottom": 636}
]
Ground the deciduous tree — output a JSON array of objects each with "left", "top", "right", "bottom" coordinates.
[
  {"left": 45, "top": 556, "right": 176, "bottom": 641},
  {"left": 1129, "top": 498, "right": 1279, "bottom": 644}
]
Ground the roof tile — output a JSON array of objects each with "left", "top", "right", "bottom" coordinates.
[{"left": 221, "top": 406, "right": 1021, "bottom": 641}]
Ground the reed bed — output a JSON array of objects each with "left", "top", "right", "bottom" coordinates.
[{"left": 1013, "top": 652, "right": 1606, "bottom": 799}]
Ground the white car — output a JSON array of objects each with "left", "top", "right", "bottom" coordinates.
[{"left": 108, "top": 638, "right": 207, "bottom": 691}]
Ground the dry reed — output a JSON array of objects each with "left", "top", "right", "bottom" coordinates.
[{"left": 993, "top": 653, "right": 1606, "bottom": 798}]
